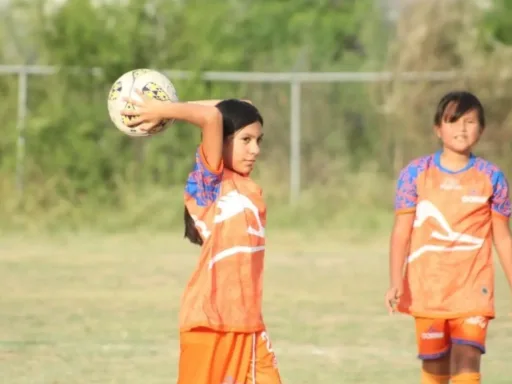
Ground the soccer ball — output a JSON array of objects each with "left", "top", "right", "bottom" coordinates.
[{"left": 107, "top": 68, "right": 179, "bottom": 137}]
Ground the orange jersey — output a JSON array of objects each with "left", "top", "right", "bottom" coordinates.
[
  {"left": 180, "top": 146, "right": 266, "bottom": 333},
  {"left": 394, "top": 151, "right": 511, "bottom": 319}
]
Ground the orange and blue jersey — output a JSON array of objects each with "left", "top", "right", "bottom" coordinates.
[
  {"left": 394, "top": 150, "right": 511, "bottom": 319},
  {"left": 180, "top": 145, "right": 266, "bottom": 333}
]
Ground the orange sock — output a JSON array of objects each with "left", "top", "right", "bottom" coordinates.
[
  {"left": 421, "top": 370, "right": 450, "bottom": 384},
  {"left": 451, "top": 372, "right": 481, "bottom": 384}
]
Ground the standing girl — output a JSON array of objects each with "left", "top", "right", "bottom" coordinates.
[
  {"left": 386, "top": 91, "right": 512, "bottom": 384},
  {"left": 122, "top": 93, "right": 282, "bottom": 384}
]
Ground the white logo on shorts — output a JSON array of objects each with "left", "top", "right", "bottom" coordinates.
[
  {"left": 421, "top": 326, "right": 444, "bottom": 340},
  {"left": 421, "top": 331, "right": 444, "bottom": 340},
  {"left": 464, "top": 316, "right": 487, "bottom": 329}
]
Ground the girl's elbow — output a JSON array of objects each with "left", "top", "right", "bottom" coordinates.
[{"left": 204, "top": 108, "right": 223, "bottom": 127}]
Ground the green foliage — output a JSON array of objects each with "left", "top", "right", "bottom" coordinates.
[
  {"left": 10, "top": 0, "right": 512, "bottom": 232},
  {"left": 2, "top": 0, "right": 510, "bottom": 233},
  {"left": 0, "top": 0, "right": 391, "bottom": 231},
  {"left": 482, "top": 0, "right": 512, "bottom": 45}
]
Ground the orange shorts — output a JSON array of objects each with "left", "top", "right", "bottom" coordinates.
[
  {"left": 415, "top": 316, "right": 490, "bottom": 360},
  {"left": 177, "top": 327, "right": 282, "bottom": 384}
]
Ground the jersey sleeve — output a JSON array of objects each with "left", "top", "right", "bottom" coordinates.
[
  {"left": 184, "top": 145, "right": 223, "bottom": 207},
  {"left": 394, "top": 161, "right": 420, "bottom": 214},
  {"left": 491, "top": 170, "right": 511, "bottom": 219}
]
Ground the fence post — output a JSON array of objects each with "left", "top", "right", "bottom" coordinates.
[
  {"left": 289, "top": 80, "right": 301, "bottom": 204},
  {"left": 16, "top": 68, "right": 28, "bottom": 194}
]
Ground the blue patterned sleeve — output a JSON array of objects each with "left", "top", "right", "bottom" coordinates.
[
  {"left": 491, "top": 170, "right": 511, "bottom": 218},
  {"left": 394, "top": 161, "right": 420, "bottom": 212},
  {"left": 184, "top": 146, "right": 223, "bottom": 207}
]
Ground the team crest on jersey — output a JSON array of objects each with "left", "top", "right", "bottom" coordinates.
[{"left": 440, "top": 177, "right": 462, "bottom": 190}]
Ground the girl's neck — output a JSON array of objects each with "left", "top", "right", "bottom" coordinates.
[{"left": 439, "top": 148, "right": 472, "bottom": 172}]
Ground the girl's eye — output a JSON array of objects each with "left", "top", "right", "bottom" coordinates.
[{"left": 243, "top": 137, "right": 251, "bottom": 143}]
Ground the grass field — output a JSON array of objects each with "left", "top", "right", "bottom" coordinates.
[{"left": 1, "top": 231, "right": 511, "bottom": 383}]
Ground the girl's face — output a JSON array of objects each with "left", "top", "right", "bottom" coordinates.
[
  {"left": 435, "top": 108, "right": 482, "bottom": 155},
  {"left": 222, "top": 122, "right": 263, "bottom": 175}
]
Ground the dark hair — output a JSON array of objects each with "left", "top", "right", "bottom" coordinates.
[
  {"left": 184, "top": 99, "right": 263, "bottom": 246},
  {"left": 434, "top": 91, "right": 485, "bottom": 128}
]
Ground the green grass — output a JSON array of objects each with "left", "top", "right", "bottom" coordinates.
[{"left": 1, "top": 232, "right": 511, "bottom": 383}]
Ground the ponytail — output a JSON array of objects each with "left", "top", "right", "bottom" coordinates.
[{"left": 184, "top": 206, "right": 203, "bottom": 246}]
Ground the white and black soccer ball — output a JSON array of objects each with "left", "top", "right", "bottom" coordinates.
[{"left": 107, "top": 68, "right": 179, "bottom": 137}]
